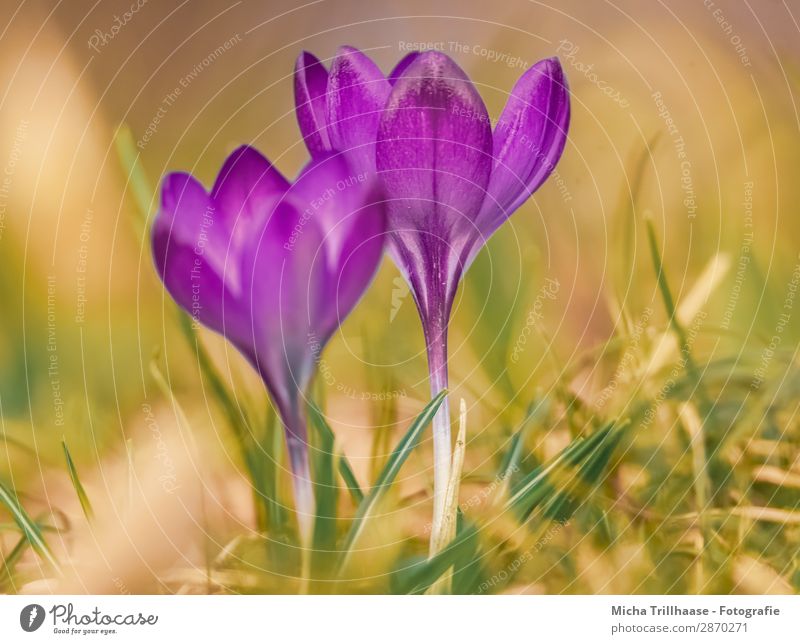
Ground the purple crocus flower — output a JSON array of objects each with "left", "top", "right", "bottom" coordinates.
[
  {"left": 294, "top": 46, "right": 569, "bottom": 548},
  {"left": 151, "top": 146, "right": 385, "bottom": 541}
]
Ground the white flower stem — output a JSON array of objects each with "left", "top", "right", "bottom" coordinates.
[{"left": 425, "top": 319, "right": 452, "bottom": 557}]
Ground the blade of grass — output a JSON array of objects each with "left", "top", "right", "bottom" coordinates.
[
  {"left": 0, "top": 535, "right": 29, "bottom": 589},
  {"left": 62, "top": 439, "right": 94, "bottom": 522},
  {"left": 391, "top": 517, "right": 480, "bottom": 595},
  {"left": 311, "top": 410, "right": 337, "bottom": 576},
  {"left": 645, "top": 216, "right": 711, "bottom": 414},
  {"left": 507, "top": 420, "right": 627, "bottom": 520},
  {"left": 307, "top": 404, "right": 364, "bottom": 504},
  {"left": 610, "top": 134, "right": 660, "bottom": 319},
  {"left": 177, "top": 313, "right": 250, "bottom": 444},
  {"left": 540, "top": 422, "right": 628, "bottom": 523},
  {"left": 337, "top": 390, "right": 447, "bottom": 574},
  {"left": 0, "top": 482, "right": 60, "bottom": 574},
  {"left": 114, "top": 124, "right": 154, "bottom": 240},
  {"left": 495, "top": 397, "right": 551, "bottom": 503}
]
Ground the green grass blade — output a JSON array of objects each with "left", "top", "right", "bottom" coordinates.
[
  {"left": 645, "top": 217, "right": 712, "bottom": 415},
  {"left": 0, "top": 482, "right": 60, "bottom": 574},
  {"left": 0, "top": 536, "right": 29, "bottom": 589},
  {"left": 114, "top": 124, "right": 155, "bottom": 239},
  {"left": 506, "top": 420, "right": 627, "bottom": 520},
  {"left": 391, "top": 517, "right": 480, "bottom": 595},
  {"left": 62, "top": 440, "right": 94, "bottom": 522},
  {"left": 311, "top": 410, "right": 338, "bottom": 574},
  {"left": 541, "top": 425, "right": 627, "bottom": 522},
  {"left": 177, "top": 313, "right": 249, "bottom": 443},
  {"left": 337, "top": 390, "right": 447, "bottom": 573},
  {"left": 307, "top": 404, "right": 364, "bottom": 504},
  {"left": 498, "top": 397, "right": 550, "bottom": 486}
]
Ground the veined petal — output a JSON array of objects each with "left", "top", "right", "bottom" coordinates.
[
  {"left": 294, "top": 51, "right": 332, "bottom": 155},
  {"left": 376, "top": 51, "right": 493, "bottom": 241},
  {"left": 474, "top": 57, "right": 570, "bottom": 251},
  {"left": 326, "top": 46, "right": 391, "bottom": 176},
  {"left": 376, "top": 51, "right": 493, "bottom": 316}
]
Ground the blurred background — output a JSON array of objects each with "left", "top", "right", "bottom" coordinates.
[{"left": 1, "top": 0, "right": 799, "bottom": 594}]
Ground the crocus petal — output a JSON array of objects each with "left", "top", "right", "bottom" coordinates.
[
  {"left": 241, "top": 196, "right": 329, "bottom": 396},
  {"left": 210, "top": 145, "right": 290, "bottom": 247},
  {"left": 377, "top": 51, "right": 493, "bottom": 235},
  {"left": 287, "top": 154, "right": 370, "bottom": 260},
  {"left": 284, "top": 154, "right": 386, "bottom": 344},
  {"left": 473, "top": 57, "right": 570, "bottom": 253},
  {"left": 376, "top": 51, "right": 493, "bottom": 316},
  {"left": 294, "top": 51, "right": 332, "bottom": 155},
  {"left": 326, "top": 46, "right": 391, "bottom": 176},
  {"left": 388, "top": 51, "right": 419, "bottom": 84},
  {"left": 152, "top": 173, "right": 250, "bottom": 349}
]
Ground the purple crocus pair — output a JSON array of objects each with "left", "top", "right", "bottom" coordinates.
[{"left": 152, "top": 46, "right": 569, "bottom": 549}]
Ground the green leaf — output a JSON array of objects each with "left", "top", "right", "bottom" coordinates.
[
  {"left": 390, "top": 516, "right": 480, "bottom": 594},
  {"left": 498, "top": 397, "right": 550, "bottom": 486},
  {"left": 0, "top": 536, "right": 29, "bottom": 589},
  {"left": 114, "top": 124, "right": 155, "bottom": 240},
  {"left": 507, "top": 420, "right": 627, "bottom": 521},
  {"left": 337, "top": 390, "right": 447, "bottom": 573},
  {"left": 62, "top": 440, "right": 94, "bottom": 522},
  {"left": 176, "top": 313, "right": 250, "bottom": 444},
  {"left": 645, "top": 217, "right": 710, "bottom": 413},
  {"left": 307, "top": 404, "right": 364, "bottom": 505},
  {"left": 0, "top": 482, "right": 60, "bottom": 574},
  {"left": 311, "top": 411, "right": 337, "bottom": 575}
]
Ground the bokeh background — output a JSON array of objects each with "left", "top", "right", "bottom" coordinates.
[{"left": 1, "top": 0, "right": 799, "bottom": 593}]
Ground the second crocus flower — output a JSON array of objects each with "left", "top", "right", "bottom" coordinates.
[{"left": 152, "top": 146, "right": 385, "bottom": 543}]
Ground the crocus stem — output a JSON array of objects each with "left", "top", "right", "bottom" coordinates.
[
  {"left": 424, "top": 317, "right": 452, "bottom": 557},
  {"left": 283, "top": 405, "right": 315, "bottom": 571},
  {"left": 287, "top": 437, "right": 314, "bottom": 547}
]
